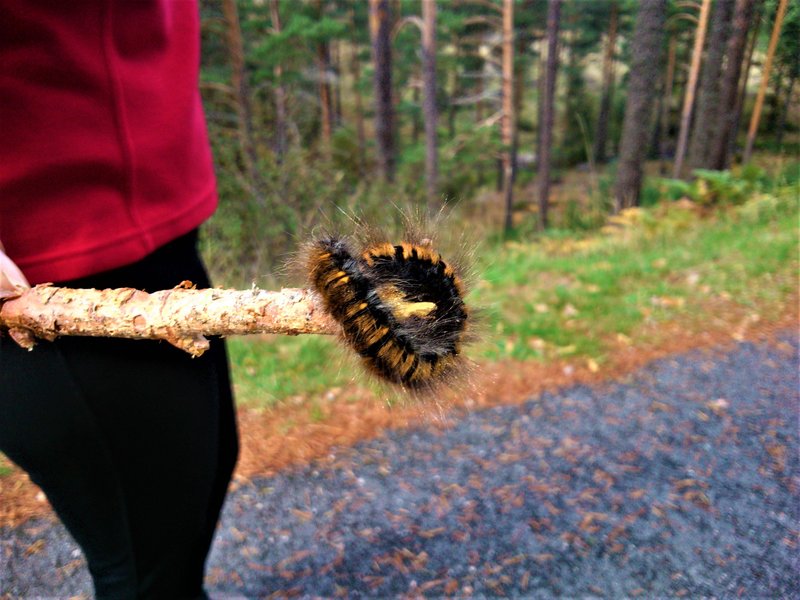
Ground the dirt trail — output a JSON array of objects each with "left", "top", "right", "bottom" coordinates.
[{"left": 2, "top": 334, "right": 797, "bottom": 598}]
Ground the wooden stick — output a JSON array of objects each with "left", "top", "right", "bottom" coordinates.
[{"left": 0, "top": 283, "right": 339, "bottom": 356}]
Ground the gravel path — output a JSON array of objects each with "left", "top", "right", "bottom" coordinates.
[{"left": 2, "top": 335, "right": 798, "bottom": 598}]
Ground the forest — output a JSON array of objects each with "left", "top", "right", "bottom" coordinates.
[
  {"left": 198, "top": 0, "right": 799, "bottom": 285},
  {"left": 2, "top": 1, "right": 799, "bottom": 596}
]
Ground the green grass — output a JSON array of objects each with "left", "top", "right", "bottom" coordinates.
[
  {"left": 227, "top": 334, "right": 350, "bottom": 406},
  {"left": 476, "top": 192, "right": 797, "bottom": 362},
  {"left": 227, "top": 183, "right": 798, "bottom": 407}
]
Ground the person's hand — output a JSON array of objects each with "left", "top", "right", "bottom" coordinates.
[{"left": 0, "top": 242, "right": 30, "bottom": 300}]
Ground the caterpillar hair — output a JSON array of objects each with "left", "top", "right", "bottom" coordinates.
[{"left": 306, "top": 231, "right": 471, "bottom": 393}]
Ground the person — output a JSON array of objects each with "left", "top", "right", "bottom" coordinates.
[{"left": 0, "top": 1, "right": 238, "bottom": 598}]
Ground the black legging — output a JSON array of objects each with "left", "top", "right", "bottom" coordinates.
[{"left": 0, "top": 230, "right": 238, "bottom": 599}]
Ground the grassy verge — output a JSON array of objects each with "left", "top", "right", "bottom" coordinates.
[{"left": 229, "top": 181, "right": 798, "bottom": 407}]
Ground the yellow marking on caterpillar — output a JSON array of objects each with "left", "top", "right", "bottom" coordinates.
[
  {"left": 410, "top": 360, "right": 433, "bottom": 383},
  {"left": 413, "top": 245, "right": 430, "bottom": 262},
  {"left": 396, "top": 301, "right": 436, "bottom": 319},
  {"left": 330, "top": 275, "right": 350, "bottom": 288},
  {"left": 363, "top": 325, "right": 389, "bottom": 347},
  {"left": 364, "top": 243, "right": 395, "bottom": 262},
  {"left": 397, "top": 352, "right": 416, "bottom": 378},
  {"left": 352, "top": 312, "right": 375, "bottom": 327},
  {"left": 376, "top": 284, "right": 436, "bottom": 320},
  {"left": 377, "top": 340, "right": 404, "bottom": 369},
  {"left": 416, "top": 245, "right": 441, "bottom": 266},
  {"left": 344, "top": 301, "right": 369, "bottom": 319},
  {"left": 321, "top": 269, "right": 348, "bottom": 288}
]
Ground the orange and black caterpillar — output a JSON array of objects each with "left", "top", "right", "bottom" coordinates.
[{"left": 307, "top": 237, "right": 469, "bottom": 390}]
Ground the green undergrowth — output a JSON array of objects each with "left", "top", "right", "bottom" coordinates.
[
  {"left": 228, "top": 178, "right": 798, "bottom": 408},
  {"left": 478, "top": 187, "right": 797, "bottom": 362}
]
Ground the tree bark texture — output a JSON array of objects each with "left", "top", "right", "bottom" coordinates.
[
  {"left": 502, "top": 0, "right": 516, "bottom": 233},
  {"left": 744, "top": 0, "right": 789, "bottom": 162},
  {"left": 222, "top": 0, "right": 260, "bottom": 183},
  {"left": 349, "top": 9, "right": 367, "bottom": 177},
  {"left": 537, "top": 0, "right": 561, "bottom": 230},
  {"left": 0, "top": 286, "right": 338, "bottom": 357},
  {"left": 422, "top": 0, "right": 439, "bottom": 213},
  {"left": 614, "top": 0, "right": 667, "bottom": 211},
  {"left": 318, "top": 41, "right": 334, "bottom": 152},
  {"left": 775, "top": 74, "right": 796, "bottom": 147},
  {"left": 728, "top": 3, "right": 763, "bottom": 161},
  {"left": 369, "top": 0, "right": 396, "bottom": 182},
  {"left": 708, "top": 0, "right": 757, "bottom": 170},
  {"left": 332, "top": 40, "right": 343, "bottom": 126},
  {"left": 270, "top": 0, "right": 288, "bottom": 162},
  {"left": 659, "top": 34, "right": 678, "bottom": 173},
  {"left": 593, "top": 0, "right": 619, "bottom": 165},
  {"left": 672, "top": 0, "right": 712, "bottom": 179},
  {"left": 688, "top": 0, "right": 736, "bottom": 170},
  {"left": 315, "top": 0, "right": 334, "bottom": 153}
]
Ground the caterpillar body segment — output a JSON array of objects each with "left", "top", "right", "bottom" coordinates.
[{"left": 306, "top": 236, "right": 470, "bottom": 390}]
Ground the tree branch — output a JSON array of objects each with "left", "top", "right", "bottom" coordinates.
[
  {"left": 392, "top": 15, "right": 424, "bottom": 41},
  {"left": 0, "top": 284, "right": 338, "bottom": 356}
]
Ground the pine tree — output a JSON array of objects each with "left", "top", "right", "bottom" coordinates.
[
  {"left": 688, "top": 0, "right": 736, "bottom": 170},
  {"left": 537, "top": 0, "right": 561, "bottom": 230},
  {"left": 672, "top": 0, "right": 711, "bottom": 178},
  {"left": 422, "top": 0, "right": 439, "bottom": 211},
  {"left": 744, "top": 0, "right": 790, "bottom": 161},
  {"left": 593, "top": 1, "right": 619, "bottom": 164},
  {"left": 614, "top": 0, "right": 666, "bottom": 210},
  {"left": 708, "top": 0, "right": 757, "bottom": 170},
  {"left": 369, "top": 0, "right": 396, "bottom": 182}
]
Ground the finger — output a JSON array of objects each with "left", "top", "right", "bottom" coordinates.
[{"left": 0, "top": 252, "right": 30, "bottom": 291}]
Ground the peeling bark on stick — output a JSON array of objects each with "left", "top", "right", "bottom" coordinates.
[{"left": 0, "top": 285, "right": 339, "bottom": 357}]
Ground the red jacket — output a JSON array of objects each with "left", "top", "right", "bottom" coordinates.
[{"left": 0, "top": 0, "right": 217, "bottom": 284}]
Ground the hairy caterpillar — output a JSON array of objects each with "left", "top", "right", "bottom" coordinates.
[{"left": 306, "top": 234, "right": 470, "bottom": 391}]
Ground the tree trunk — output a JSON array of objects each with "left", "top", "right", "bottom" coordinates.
[
  {"left": 501, "top": 0, "right": 516, "bottom": 233},
  {"left": 315, "top": 0, "right": 334, "bottom": 154},
  {"left": 766, "top": 63, "right": 786, "bottom": 132},
  {"left": 332, "top": 40, "right": 343, "bottom": 126},
  {"left": 536, "top": 0, "right": 561, "bottom": 231},
  {"left": 412, "top": 84, "right": 422, "bottom": 145},
  {"left": 349, "top": 10, "right": 367, "bottom": 177},
  {"left": 707, "top": 0, "right": 757, "bottom": 170},
  {"left": 688, "top": 0, "right": 735, "bottom": 170},
  {"left": 422, "top": 0, "right": 439, "bottom": 212},
  {"left": 318, "top": 41, "right": 334, "bottom": 152},
  {"left": 728, "top": 3, "right": 763, "bottom": 162},
  {"left": 659, "top": 34, "right": 677, "bottom": 174},
  {"left": 448, "top": 33, "right": 460, "bottom": 140},
  {"left": 369, "top": 0, "right": 396, "bottom": 181},
  {"left": 512, "top": 30, "right": 527, "bottom": 182},
  {"left": 614, "top": 0, "right": 667, "bottom": 211},
  {"left": 593, "top": 0, "right": 618, "bottom": 164},
  {"left": 672, "top": 0, "right": 711, "bottom": 179},
  {"left": 743, "top": 0, "right": 789, "bottom": 162},
  {"left": 775, "top": 75, "right": 796, "bottom": 148},
  {"left": 270, "top": 0, "right": 288, "bottom": 162},
  {"left": 222, "top": 0, "right": 260, "bottom": 185}
]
